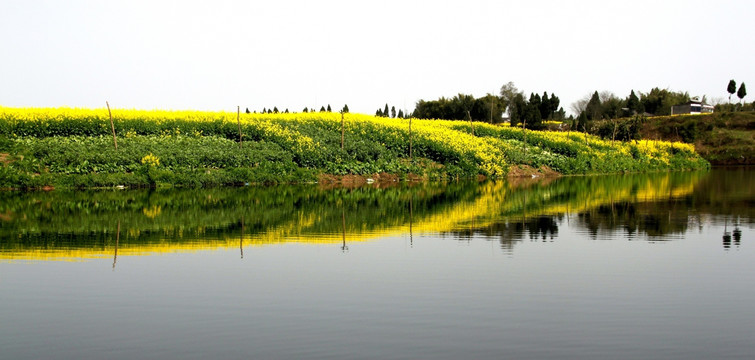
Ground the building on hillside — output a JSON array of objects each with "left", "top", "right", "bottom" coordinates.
[{"left": 671, "top": 100, "right": 714, "bottom": 115}]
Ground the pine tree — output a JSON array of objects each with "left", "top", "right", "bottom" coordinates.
[
  {"left": 245, "top": 107, "right": 250, "bottom": 114},
  {"left": 376, "top": 109, "right": 383, "bottom": 117},
  {"left": 585, "top": 91, "right": 602, "bottom": 120},
  {"left": 577, "top": 111, "right": 588, "bottom": 132},
  {"left": 320, "top": 106, "right": 326, "bottom": 112},
  {"left": 303, "top": 107, "right": 308, "bottom": 113},
  {"left": 342, "top": 104, "right": 349, "bottom": 113},
  {"left": 737, "top": 82, "right": 747, "bottom": 104},
  {"left": 273, "top": 106, "right": 279, "bottom": 113},
  {"left": 540, "top": 92, "right": 551, "bottom": 119},
  {"left": 384, "top": 104, "right": 389, "bottom": 117},
  {"left": 728, "top": 80, "right": 737, "bottom": 103},
  {"left": 327, "top": 104, "right": 332, "bottom": 112},
  {"left": 626, "top": 90, "right": 641, "bottom": 115},
  {"left": 398, "top": 109, "right": 404, "bottom": 118},
  {"left": 285, "top": 108, "right": 289, "bottom": 113},
  {"left": 391, "top": 106, "right": 396, "bottom": 118}
]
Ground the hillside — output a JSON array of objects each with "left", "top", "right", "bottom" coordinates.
[
  {"left": 0, "top": 107, "right": 709, "bottom": 189},
  {"left": 635, "top": 111, "right": 754, "bottom": 165}
]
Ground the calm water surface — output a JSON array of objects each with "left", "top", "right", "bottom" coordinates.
[{"left": 1, "top": 168, "right": 754, "bottom": 359}]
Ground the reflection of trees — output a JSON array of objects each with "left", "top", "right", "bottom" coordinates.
[
  {"left": 577, "top": 201, "right": 692, "bottom": 239},
  {"left": 452, "top": 216, "right": 559, "bottom": 251},
  {"left": 723, "top": 217, "right": 744, "bottom": 250},
  {"left": 2, "top": 168, "right": 752, "bottom": 260}
]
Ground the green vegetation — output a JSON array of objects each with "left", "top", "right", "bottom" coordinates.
[
  {"left": 0, "top": 107, "right": 709, "bottom": 189},
  {"left": 592, "top": 111, "right": 755, "bottom": 165}
]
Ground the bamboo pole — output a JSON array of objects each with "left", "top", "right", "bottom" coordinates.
[
  {"left": 341, "top": 112, "right": 345, "bottom": 150},
  {"left": 409, "top": 117, "right": 413, "bottom": 162},
  {"left": 522, "top": 118, "right": 527, "bottom": 157},
  {"left": 468, "top": 110, "right": 474, "bottom": 135},
  {"left": 237, "top": 106, "right": 243, "bottom": 149},
  {"left": 106, "top": 101, "right": 117, "bottom": 150}
]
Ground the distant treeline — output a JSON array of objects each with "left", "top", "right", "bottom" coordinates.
[
  {"left": 245, "top": 104, "right": 350, "bottom": 114},
  {"left": 410, "top": 83, "right": 566, "bottom": 130}
]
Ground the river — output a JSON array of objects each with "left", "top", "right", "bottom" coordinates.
[{"left": 1, "top": 167, "right": 753, "bottom": 359}]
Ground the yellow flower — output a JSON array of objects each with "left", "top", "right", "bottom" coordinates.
[{"left": 141, "top": 153, "right": 160, "bottom": 167}]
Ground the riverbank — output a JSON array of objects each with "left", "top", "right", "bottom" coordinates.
[
  {"left": 631, "top": 111, "right": 754, "bottom": 165},
  {"left": 0, "top": 107, "right": 709, "bottom": 189}
]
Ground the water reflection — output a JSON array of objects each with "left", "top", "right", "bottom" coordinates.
[{"left": 1, "top": 168, "right": 753, "bottom": 261}]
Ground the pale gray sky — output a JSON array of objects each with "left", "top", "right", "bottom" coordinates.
[{"left": 1, "top": 0, "right": 753, "bottom": 115}]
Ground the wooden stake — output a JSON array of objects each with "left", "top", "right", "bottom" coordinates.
[
  {"left": 522, "top": 118, "right": 527, "bottom": 157},
  {"left": 409, "top": 117, "right": 413, "bottom": 162},
  {"left": 237, "top": 106, "right": 243, "bottom": 149},
  {"left": 106, "top": 101, "right": 117, "bottom": 150},
  {"left": 468, "top": 110, "right": 474, "bottom": 135},
  {"left": 341, "top": 112, "right": 345, "bottom": 150}
]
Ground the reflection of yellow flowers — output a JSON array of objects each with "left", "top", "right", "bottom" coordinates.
[
  {"left": 0, "top": 171, "right": 704, "bottom": 262},
  {"left": 141, "top": 153, "right": 160, "bottom": 167},
  {"left": 142, "top": 205, "right": 162, "bottom": 218}
]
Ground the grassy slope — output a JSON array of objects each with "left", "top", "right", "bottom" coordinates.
[
  {"left": 0, "top": 107, "right": 710, "bottom": 189},
  {"left": 637, "top": 111, "right": 755, "bottom": 165}
]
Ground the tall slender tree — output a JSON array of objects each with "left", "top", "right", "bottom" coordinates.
[
  {"left": 626, "top": 90, "right": 642, "bottom": 115},
  {"left": 728, "top": 79, "right": 737, "bottom": 103},
  {"left": 391, "top": 106, "right": 396, "bottom": 118},
  {"left": 737, "top": 83, "right": 747, "bottom": 104},
  {"left": 584, "top": 91, "right": 602, "bottom": 120}
]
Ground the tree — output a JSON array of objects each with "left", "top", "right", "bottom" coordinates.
[
  {"left": 398, "top": 109, "right": 404, "bottom": 118},
  {"left": 728, "top": 79, "right": 737, "bottom": 103},
  {"left": 245, "top": 107, "right": 250, "bottom": 114},
  {"left": 384, "top": 104, "right": 389, "bottom": 117},
  {"left": 508, "top": 93, "right": 527, "bottom": 127},
  {"left": 540, "top": 92, "right": 551, "bottom": 120},
  {"left": 342, "top": 104, "right": 349, "bottom": 113},
  {"left": 391, "top": 106, "right": 396, "bottom": 118},
  {"left": 584, "top": 91, "right": 602, "bottom": 120},
  {"left": 640, "top": 87, "right": 689, "bottom": 116},
  {"left": 626, "top": 90, "right": 642, "bottom": 115},
  {"left": 571, "top": 93, "right": 591, "bottom": 117},
  {"left": 327, "top": 104, "right": 332, "bottom": 112},
  {"left": 273, "top": 106, "right": 279, "bottom": 113},
  {"left": 577, "top": 111, "right": 588, "bottom": 132},
  {"left": 737, "top": 82, "right": 747, "bottom": 104},
  {"left": 284, "top": 108, "right": 289, "bottom": 113},
  {"left": 499, "top": 82, "right": 520, "bottom": 119},
  {"left": 303, "top": 107, "right": 309, "bottom": 113},
  {"left": 376, "top": 108, "right": 383, "bottom": 117},
  {"left": 549, "top": 94, "right": 560, "bottom": 119},
  {"left": 601, "top": 95, "right": 625, "bottom": 119},
  {"left": 319, "top": 106, "right": 326, "bottom": 112}
]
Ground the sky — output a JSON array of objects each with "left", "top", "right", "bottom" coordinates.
[{"left": 2, "top": 0, "right": 753, "bottom": 115}]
